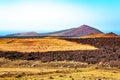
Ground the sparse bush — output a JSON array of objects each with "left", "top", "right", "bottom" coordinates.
[
  {"left": 59, "top": 75, "right": 64, "bottom": 77},
  {"left": 15, "top": 72, "right": 25, "bottom": 78},
  {"left": 49, "top": 76, "right": 54, "bottom": 79},
  {"left": 15, "top": 74, "right": 22, "bottom": 78},
  {"left": 0, "top": 72, "right": 11, "bottom": 78}
]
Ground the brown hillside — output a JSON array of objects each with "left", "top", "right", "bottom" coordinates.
[
  {"left": 48, "top": 25, "right": 103, "bottom": 36},
  {"left": 80, "top": 32, "right": 118, "bottom": 38}
]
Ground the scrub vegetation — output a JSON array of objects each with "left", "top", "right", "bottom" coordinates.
[{"left": 0, "top": 37, "right": 120, "bottom": 80}]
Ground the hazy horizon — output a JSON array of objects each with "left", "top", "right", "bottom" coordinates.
[
  {"left": 0, "top": 0, "right": 120, "bottom": 35},
  {"left": 1, "top": 26, "right": 120, "bottom": 36}
]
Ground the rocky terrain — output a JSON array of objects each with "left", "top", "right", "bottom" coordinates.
[
  {"left": 0, "top": 37, "right": 120, "bottom": 80},
  {"left": 0, "top": 37, "right": 120, "bottom": 67}
]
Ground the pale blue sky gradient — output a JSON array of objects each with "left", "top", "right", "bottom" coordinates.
[{"left": 0, "top": 0, "right": 120, "bottom": 35}]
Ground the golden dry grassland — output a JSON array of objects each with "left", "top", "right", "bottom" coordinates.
[
  {"left": 0, "top": 38, "right": 97, "bottom": 52},
  {"left": 0, "top": 58, "right": 119, "bottom": 80},
  {"left": 0, "top": 38, "right": 119, "bottom": 80}
]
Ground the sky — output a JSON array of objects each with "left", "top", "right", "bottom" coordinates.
[{"left": 0, "top": 0, "right": 120, "bottom": 35}]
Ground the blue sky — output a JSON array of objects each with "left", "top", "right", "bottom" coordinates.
[{"left": 0, "top": 0, "right": 120, "bottom": 35}]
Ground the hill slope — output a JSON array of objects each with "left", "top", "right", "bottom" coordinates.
[
  {"left": 6, "top": 25, "right": 103, "bottom": 37},
  {"left": 43, "top": 25, "right": 103, "bottom": 36},
  {"left": 6, "top": 32, "right": 40, "bottom": 37},
  {"left": 80, "top": 32, "right": 118, "bottom": 38}
]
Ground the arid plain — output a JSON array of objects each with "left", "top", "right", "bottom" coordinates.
[{"left": 0, "top": 37, "right": 120, "bottom": 80}]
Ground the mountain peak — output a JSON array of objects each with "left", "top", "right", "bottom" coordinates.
[
  {"left": 6, "top": 25, "right": 104, "bottom": 37},
  {"left": 46, "top": 25, "right": 103, "bottom": 36},
  {"left": 76, "top": 25, "right": 90, "bottom": 29},
  {"left": 78, "top": 25, "right": 93, "bottom": 29},
  {"left": 80, "top": 24, "right": 91, "bottom": 27},
  {"left": 106, "top": 32, "right": 118, "bottom": 36}
]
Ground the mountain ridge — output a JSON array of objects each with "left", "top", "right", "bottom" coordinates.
[
  {"left": 6, "top": 25, "right": 104, "bottom": 37},
  {"left": 6, "top": 32, "right": 40, "bottom": 37}
]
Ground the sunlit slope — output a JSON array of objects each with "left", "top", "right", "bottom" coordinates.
[
  {"left": 0, "top": 38, "right": 97, "bottom": 52},
  {"left": 80, "top": 33, "right": 118, "bottom": 38}
]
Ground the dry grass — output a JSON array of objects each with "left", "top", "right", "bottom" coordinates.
[
  {"left": 80, "top": 33, "right": 119, "bottom": 38},
  {"left": 0, "top": 58, "right": 120, "bottom": 80},
  {"left": 0, "top": 38, "right": 119, "bottom": 80},
  {"left": 0, "top": 38, "right": 97, "bottom": 52}
]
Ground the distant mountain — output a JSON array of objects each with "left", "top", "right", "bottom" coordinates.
[
  {"left": 41, "top": 25, "right": 103, "bottom": 36},
  {"left": 6, "top": 25, "right": 103, "bottom": 37},
  {"left": 80, "top": 32, "right": 118, "bottom": 38},
  {"left": 106, "top": 32, "right": 118, "bottom": 36},
  {"left": 6, "top": 32, "right": 40, "bottom": 37}
]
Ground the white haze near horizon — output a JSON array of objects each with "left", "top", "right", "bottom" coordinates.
[{"left": 0, "top": 0, "right": 120, "bottom": 35}]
